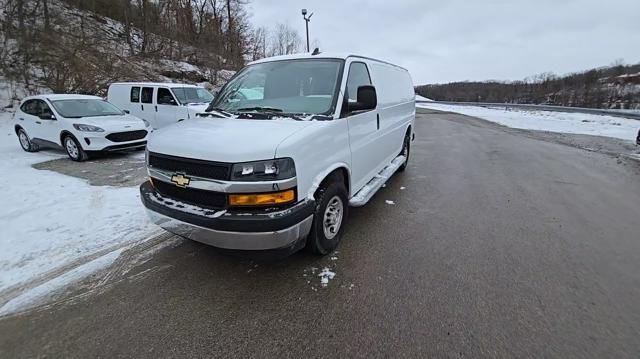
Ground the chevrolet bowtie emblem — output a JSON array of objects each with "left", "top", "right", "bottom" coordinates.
[{"left": 170, "top": 173, "right": 191, "bottom": 187}]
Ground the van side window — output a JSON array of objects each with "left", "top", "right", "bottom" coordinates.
[
  {"left": 130, "top": 87, "right": 140, "bottom": 102},
  {"left": 346, "top": 62, "right": 371, "bottom": 102},
  {"left": 157, "top": 88, "right": 177, "bottom": 106},
  {"left": 141, "top": 87, "right": 154, "bottom": 104}
]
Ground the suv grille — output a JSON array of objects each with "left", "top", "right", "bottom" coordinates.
[
  {"left": 153, "top": 180, "right": 227, "bottom": 209},
  {"left": 106, "top": 130, "right": 148, "bottom": 142},
  {"left": 148, "top": 152, "right": 231, "bottom": 180}
]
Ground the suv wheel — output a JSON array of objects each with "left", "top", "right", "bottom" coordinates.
[
  {"left": 63, "top": 135, "right": 89, "bottom": 161},
  {"left": 17, "top": 129, "right": 38, "bottom": 152},
  {"left": 398, "top": 131, "right": 411, "bottom": 172},
  {"left": 306, "top": 174, "right": 349, "bottom": 255}
]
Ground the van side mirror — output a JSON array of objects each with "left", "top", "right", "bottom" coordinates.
[{"left": 348, "top": 85, "right": 377, "bottom": 113}]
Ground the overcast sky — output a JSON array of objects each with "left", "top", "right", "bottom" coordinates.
[{"left": 248, "top": 0, "right": 640, "bottom": 85}]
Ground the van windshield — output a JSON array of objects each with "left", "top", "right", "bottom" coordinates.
[
  {"left": 51, "top": 99, "right": 124, "bottom": 118},
  {"left": 172, "top": 87, "right": 214, "bottom": 105},
  {"left": 212, "top": 59, "right": 344, "bottom": 116}
]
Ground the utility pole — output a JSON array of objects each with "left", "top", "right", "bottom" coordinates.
[{"left": 301, "top": 9, "right": 313, "bottom": 52}]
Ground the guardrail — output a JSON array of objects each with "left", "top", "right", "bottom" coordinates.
[{"left": 415, "top": 101, "right": 640, "bottom": 120}]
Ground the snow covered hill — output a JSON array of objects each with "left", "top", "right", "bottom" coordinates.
[{"left": 0, "top": 0, "right": 234, "bottom": 108}]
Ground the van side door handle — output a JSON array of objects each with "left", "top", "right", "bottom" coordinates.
[
  {"left": 35, "top": 120, "right": 42, "bottom": 124},
  {"left": 155, "top": 105, "right": 158, "bottom": 112},
  {"left": 19, "top": 118, "right": 24, "bottom": 121},
  {"left": 376, "top": 114, "right": 380, "bottom": 130},
  {"left": 141, "top": 104, "right": 144, "bottom": 111}
]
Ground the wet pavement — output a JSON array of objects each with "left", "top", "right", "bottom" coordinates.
[{"left": 2, "top": 109, "right": 640, "bottom": 358}]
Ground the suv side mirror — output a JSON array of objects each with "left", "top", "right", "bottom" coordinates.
[
  {"left": 348, "top": 85, "right": 377, "bottom": 113},
  {"left": 123, "top": 109, "right": 131, "bottom": 114}
]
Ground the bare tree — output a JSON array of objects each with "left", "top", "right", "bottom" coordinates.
[{"left": 269, "top": 23, "right": 301, "bottom": 56}]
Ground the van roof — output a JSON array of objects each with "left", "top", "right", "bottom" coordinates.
[
  {"left": 109, "top": 82, "right": 203, "bottom": 88},
  {"left": 248, "top": 52, "right": 408, "bottom": 71}
]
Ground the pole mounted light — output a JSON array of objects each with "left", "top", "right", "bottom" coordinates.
[{"left": 301, "top": 9, "right": 313, "bottom": 52}]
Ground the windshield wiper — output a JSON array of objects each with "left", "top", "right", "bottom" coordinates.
[{"left": 236, "top": 106, "right": 284, "bottom": 113}]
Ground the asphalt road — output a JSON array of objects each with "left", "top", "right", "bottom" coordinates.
[{"left": 2, "top": 109, "right": 640, "bottom": 358}]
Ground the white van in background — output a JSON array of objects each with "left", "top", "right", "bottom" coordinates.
[{"left": 107, "top": 82, "right": 214, "bottom": 129}]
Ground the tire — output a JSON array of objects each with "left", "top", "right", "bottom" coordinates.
[
  {"left": 306, "top": 174, "right": 349, "bottom": 255},
  {"left": 398, "top": 131, "right": 411, "bottom": 172},
  {"left": 17, "top": 128, "right": 38, "bottom": 152},
  {"left": 63, "top": 135, "right": 89, "bottom": 162}
]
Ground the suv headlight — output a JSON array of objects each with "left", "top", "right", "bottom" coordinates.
[
  {"left": 142, "top": 119, "right": 150, "bottom": 128},
  {"left": 231, "top": 158, "right": 295, "bottom": 181},
  {"left": 73, "top": 124, "right": 104, "bottom": 132}
]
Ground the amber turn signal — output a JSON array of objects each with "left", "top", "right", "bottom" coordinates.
[{"left": 228, "top": 189, "right": 295, "bottom": 207}]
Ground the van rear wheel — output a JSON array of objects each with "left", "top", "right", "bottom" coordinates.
[
  {"left": 398, "top": 132, "right": 410, "bottom": 172},
  {"left": 306, "top": 175, "right": 349, "bottom": 255}
]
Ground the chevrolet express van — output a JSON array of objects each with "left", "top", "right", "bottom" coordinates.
[
  {"left": 140, "top": 53, "right": 415, "bottom": 255},
  {"left": 107, "top": 82, "right": 214, "bottom": 129}
]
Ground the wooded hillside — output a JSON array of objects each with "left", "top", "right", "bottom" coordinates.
[
  {"left": 416, "top": 62, "right": 640, "bottom": 110},
  {"left": 0, "top": 0, "right": 304, "bottom": 106}
]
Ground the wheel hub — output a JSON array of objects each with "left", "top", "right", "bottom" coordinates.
[
  {"left": 323, "top": 195, "right": 344, "bottom": 240},
  {"left": 65, "top": 138, "right": 79, "bottom": 158},
  {"left": 19, "top": 132, "right": 29, "bottom": 149}
]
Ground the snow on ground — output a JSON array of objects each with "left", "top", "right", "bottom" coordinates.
[
  {"left": 415, "top": 94, "right": 433, "bottom": 102},
  {"left": 0, "top": 248, "right": 124, "bottom": 315},
  {"left": 417, "top": 103, "right": 640, "bottom": 142},
  {"left": 0, "top": 111, "right": 160, "bottom": 305},
  {"left": 318, "top": 268, "right": 336, "bottom": 288}
]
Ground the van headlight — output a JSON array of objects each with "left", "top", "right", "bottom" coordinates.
[
  {"left": 231, "top": 158, "right": 296, "bottom": 181},
  {"left": 142, "top": 119, "right": 150, "bottom": 128},
  {"left": 73, "top": 124, "right": 104, "bottom": 132}
]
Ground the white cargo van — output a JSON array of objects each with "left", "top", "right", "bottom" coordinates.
[
  {"left": 140, "top": 53, "right": 415, "bottom": 256},
  {"left": 107, "top": 82, "right": 214, "bottom": 129}
]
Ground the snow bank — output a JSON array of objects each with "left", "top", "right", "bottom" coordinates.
[
  {"left": 415, "top": 94, "right": 433, "bottom": 102},
  {"left": 418, "top": 103, "right": 640, "bottom": 142},
  {"left": 0, "top": 111, "right": 160, "bottom": 298}
]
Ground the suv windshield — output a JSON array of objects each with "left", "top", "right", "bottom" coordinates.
[
  {"left": 51, "top": 99, "right": 124, "bottom": 118},
  {"left": 212, "top": 59, "right": 344, "bottom": 115},
  {"left": 172, "top": 87, "right": 214, "bottom": 104}
]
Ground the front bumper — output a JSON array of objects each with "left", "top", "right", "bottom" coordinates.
[
  {"left": 80, "top": 133, "right": 148, "bottom": 152},
  {"left": 139, "top": 180, "right": 315, "bottom": 250}
]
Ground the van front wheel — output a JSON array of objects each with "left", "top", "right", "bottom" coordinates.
[{"left": 306, "top": 176, "right": 349, "bottom": 255}]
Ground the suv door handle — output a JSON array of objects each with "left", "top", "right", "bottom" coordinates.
[
  {"left": 19, "top": 118, "right": 24, "bottom": 121},
  {"left": 155, "top": 105, "right": 158, "bottom": 112},
  {"left": 376, "top": 114, "right": 380, "bottom": 130},
  {"left": 36, "top": 121, "right": 42, "bottom": 124},
  {"left": 141, "top": 104, "right": 144, "bottom": 111}
]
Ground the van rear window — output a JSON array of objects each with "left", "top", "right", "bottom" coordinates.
[{"left": 130, "top": 87, "right": 140, "bottom": 102}]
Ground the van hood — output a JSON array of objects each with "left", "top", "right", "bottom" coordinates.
[
  {"left": 185, "top": 103, "right": 209, "bottom": 115},
  {"left": 72, "top": 114, "right": 147, "bottom": 132},
  {"left": 147, "top": 118, "right": 315, "bottom": 163}
]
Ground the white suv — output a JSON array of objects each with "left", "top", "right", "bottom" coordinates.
[
  {"left": 14, "top": 94, "right": 150, "bottom": 161},
  {"left": 140, "top": 53, "right": 415, "bottom": 255}
]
